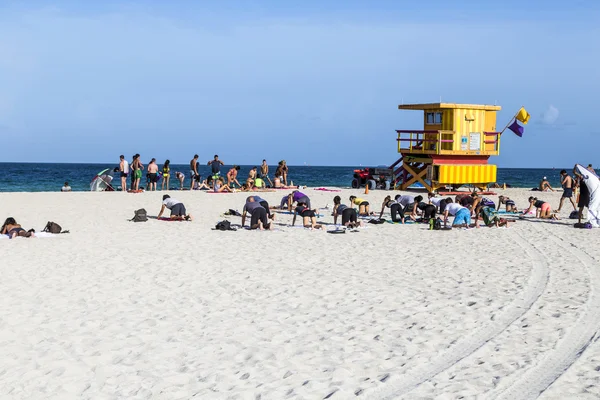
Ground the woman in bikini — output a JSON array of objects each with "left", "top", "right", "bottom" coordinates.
[
  {"left": 161, "top": 160, "right": 170, "bottom": 191},
  {"left": 523, "top": 197, "right": 559, "bottom": 219},
  {"left": 1, "top": 217, "right": 35, "bottom": 239}
]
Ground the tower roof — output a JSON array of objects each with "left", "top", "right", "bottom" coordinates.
[{"left": 398, "top": 103, "right": 501, "bottom": 111}]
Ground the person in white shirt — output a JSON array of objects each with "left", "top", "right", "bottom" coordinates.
[
  {"left": 158, "top": 195, "right": 192, "bottom": 221},
  {"left": 443, "top": 198, "right": 471, "bottom": 228},
  {"left": 61, "top": 182, "right": 72, "bottom": 192},
  {"left": 119, "top": 154, "right": 129, "bottom": 192}
]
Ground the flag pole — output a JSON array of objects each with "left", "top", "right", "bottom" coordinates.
[{"left": 499, "top": 107, "right": 522, "bottom": 134}]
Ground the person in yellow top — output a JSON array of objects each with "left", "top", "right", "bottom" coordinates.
[
  {"left": 161, "top": 160, "right": 171, "bottom": 191},
  {"left": 349, "top": 195, "right": 370, "bottom": 216}
]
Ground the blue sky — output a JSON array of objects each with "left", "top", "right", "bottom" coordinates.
[{"left": 0, "top": 1, "right": 598, "bottom": 167}]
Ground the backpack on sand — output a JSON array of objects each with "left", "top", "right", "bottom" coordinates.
[
  {"left": 130, "top": 209, "right": 148, "bottom": 222},
  {"left": 429, "top": 218, "right": 443, "bottom": 231},
  {"left": 43, "top": 221, "right": 68, "bottom": 234},
  {"left": 215, "top": 220, "right": 237, "bottom": 231}
]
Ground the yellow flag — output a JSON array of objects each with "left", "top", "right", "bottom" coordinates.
[{"left": 516, "top": 107, "right": 530, "bottom": 125}]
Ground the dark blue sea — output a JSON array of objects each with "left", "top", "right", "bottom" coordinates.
[{"left": 0, "top": 163, "right": 569, "bottom": 192}]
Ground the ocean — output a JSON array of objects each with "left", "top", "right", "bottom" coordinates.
[{"left": 0, "top": 163, "right": 570, "bottom": 192}]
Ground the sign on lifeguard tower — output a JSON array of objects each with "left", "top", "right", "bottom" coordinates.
[{"left": 390, "top": 103, "right": 505, "bottom": 192}]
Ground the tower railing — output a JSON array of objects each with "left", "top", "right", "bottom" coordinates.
[{"left": 396, "top": 130, "right": 455, "bottom": 154}]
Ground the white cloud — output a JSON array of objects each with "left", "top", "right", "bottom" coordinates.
[{"left": 540, "top": 105, "right": 559, "bottom": 125}]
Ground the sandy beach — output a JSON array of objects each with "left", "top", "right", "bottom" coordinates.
[{"left": 1, "top": 187, "right": 599, "bottom": 399}]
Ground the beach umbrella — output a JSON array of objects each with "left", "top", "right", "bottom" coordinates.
[{"left": 90, "top": 168, "right": 115, "bottom": 191}]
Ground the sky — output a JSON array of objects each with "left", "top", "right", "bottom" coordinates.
[{"left": 0, "top": 1, "right": 599, "bottom": 167}]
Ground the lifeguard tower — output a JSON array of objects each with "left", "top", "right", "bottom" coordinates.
[{"left": 390, "top": 103, "right": 502, "bottom": 192}]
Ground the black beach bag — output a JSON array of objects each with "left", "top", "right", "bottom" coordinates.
[
  {"left": 130, "top": 209, "right": 148, "bottom": 222},
  {"left": 43, "top": 221, "right": 69, "bottom": 234}
]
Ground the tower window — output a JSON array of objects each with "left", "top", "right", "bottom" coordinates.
[{"left": 426, "top": 112, "right": 443, "bottom": 125}]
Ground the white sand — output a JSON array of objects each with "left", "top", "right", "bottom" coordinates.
[{"left": 1, "top": 188, "right": 599, "bottom": 399}]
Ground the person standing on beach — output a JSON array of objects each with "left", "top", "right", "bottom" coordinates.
[
  {"left": 161, "top": 160, "right": 170, "bottom": 191},
  {"left": 281, "top": 160, "right": 289, "bottom": 185},
  {"left": 587, "top": 164, "right": 596, "bottom": 174},
  {"left": 119, "top": 155, "right": 129, "bottom": 192},
  {"left": 175, "top": 171, "right": 185, "bottom": 190},
  {"left": 574, "top": 165, "right": 590, "bottom": 224},
  {"left": 147, "top": 158, "right": 159, "bottom": 191},
  {"left": 61, "top": 181, "right": 72, "bottom": 192},
  {"left": 190, "top": 155, "right": 200, "bottom": 190},
  {"left": 131, "top": 154, "right": 144, "bottom": 191},
  {"left": 207, "top": 155, "right": 224, "bottom": 179},
  {"left": 557, "top": 169, "right": 577, "bottom": 212},
  {"left": 260, "top": 159, "right": 273, "bottom": 187}
]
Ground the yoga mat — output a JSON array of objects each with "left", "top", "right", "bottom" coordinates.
[
  {"left": 158, "top": 217, "right": 190, "bottom": 222},
  {"left": 275, "top": 211, "right": 324, "bottom": 217}
]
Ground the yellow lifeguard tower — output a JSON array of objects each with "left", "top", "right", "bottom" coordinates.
[{"left": 390, "top": 103, "right": 502, "bottom": 192}]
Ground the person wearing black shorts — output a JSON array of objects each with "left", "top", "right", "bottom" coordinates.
[
  {"left": 158, "top": 195, "right": 192, "bottom": 221},
  {"left": 292, "top": 203, "right": 323, "bottom": 229},
  {"left": 557, "top": 169, "right": 577, "bottom": 212},
  {"left": 333, "top": 196, "right": 361, "bottom": 227},
  {"left": 241, "top": 196, "right": 272, "bottom": 230}
]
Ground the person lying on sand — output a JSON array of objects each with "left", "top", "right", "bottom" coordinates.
[
  {"left": 158, "top": 195, "right": 192, "bottom": 221},
  {"left": 523, "top": 197, "right": 559, "bottom": 220},
  {"left": 379, "top": 195, "right": 404, "bottom": 223},
  {"left": 349, "top": 195, "right": 370, "bottom": 216},
  {"left": 497, "top": 195, "right": 518, "bottom": 213},
  {"left": 474, "top": 204, "right": 509, "bottom": 228},
  {"left": 1, "top": 217, "right": 35, "bottom": 238},
  {"left": 442, "top": 199, "right": 471, "bottom": 228},
  {"left": 333, "top": 195, "right": 362, "bottom": 228},
  {"left": 292, "top": 202, "right": 323, "bottom": 229},
  {"left": 241, "top": 196, "right": 272, "bottom": 230}
]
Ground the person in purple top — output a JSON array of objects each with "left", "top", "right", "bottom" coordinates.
[{"left": 287, "top": 190, "right": 311, "bottom": 211}]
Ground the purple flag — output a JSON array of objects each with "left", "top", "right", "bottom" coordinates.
[{"left": 508, "top": 120, "right": 524, "bottom": 137}]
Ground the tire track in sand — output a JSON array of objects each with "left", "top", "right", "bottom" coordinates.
[
  {"left": 365, "top": 231, "right": 550, "bottom": 400},
  {"left": 492, "top": 223, "right": 600, "bottom": 400}
]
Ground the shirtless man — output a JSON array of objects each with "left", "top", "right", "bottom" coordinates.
[
  {"left": 539, "top": 177, "right": 554, "bottom": 192},
  {"left": 147, "top": 158, "right": 159, "bottom": 191},
  {"left": 131, "top": 154, "right": 144, "bottom": 191},
  {"left": 248, "top": 167, "right": 258, "bottom": 185},
  {"left": 227, "top": 165, "right": 241, "bottom": 188},
  {"left": 557, "top": 169, "right": 577, "bottom": 212},
  {"left": 260, "top": 159, "right": 273, "bottom": 186},
  {"left": 119, "top": 154, "right": 129, "bottom": 192},
  {"left": 190, "top": 154, "right": 200, "bottom": 190}
]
